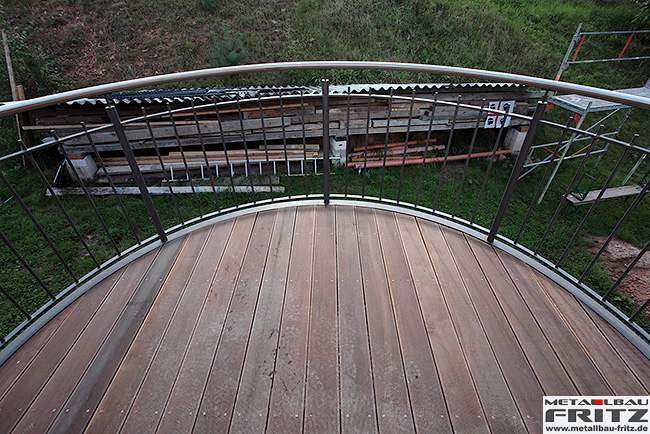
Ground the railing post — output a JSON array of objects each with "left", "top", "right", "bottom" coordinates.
[
  {"left": 106, "top": 106, "right": 168, "bottom": 243},
  {"left": 487, "top": 101, "right": 547, "bottom": 243},
  {"left": 322, "top": 78, "right": 330, "bottom": 204}
]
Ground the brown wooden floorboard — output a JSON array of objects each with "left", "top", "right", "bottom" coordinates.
[
  {"left": 529, "top": 268, "right": 648, "bottom": 395},
  {"left": 1, "top": 205, "right": 649, "bottom": 434},
  {"left": 336, "top": 206, "right": 378, "bottom": 434},
  {"left": 397, "top": 214, "right": 489, "bottom": 434},
  {"left": 419, "top": 220, "right": 527, "bottom": 433},
  {"left": 443, "top": 228, "right": 543, "bottom": 433}
]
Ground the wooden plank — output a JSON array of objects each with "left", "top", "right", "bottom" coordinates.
[
  {"left": 466, "top": 237, "right": 578, "bottom": 398},
  {"left": 153, "top": 216, "right": 255, "bottom": 434},
  {"left": 47, "top": 186, "right": 281, "bottom": 197},
  {"left": 193, "top": 211, "right": 277, "bottom": 433},
  {"left": 10, "top": 244, "right": 170, "bottom": 434},
  {"left": 418, "top": 220, "right": 526, "bottom": 433},
  {"left": 0, "top": 292, "right": 78, "bottom": 399},
  {"left": 567, "top": 185, "right": 645, "bottom": 205},
  {"left": 304, "top": 206, "right": 339, "bottom": 433},
  {"left": 226, "top": 208, "right": 295, "bottom": 434},
  {"left": 48, "top": 238, "right": 185, "bottom": 434},
  {"left": 396, "top": 214, "right": 489, "bottom": 434},
  {"left": 442, "top": 229, "right": 544, "bottom": 433},
  {"left": 492, "top": 249, "right": 612, "bottom": 395},
  {"left": 0, "top": 261, "right": 134, "bottom": 432},
  {"left": 529, "top": 268, "right": 648, "bottom": 395},
  {"left": 335, "top": 206, "right": 378, "bottom": 434},
  {"left": 355, "top": 208, "right": 413, "bottom": 434},
  {"left": 375, "top": 211, "right": 451, "bottom": 434},
  {"left": 120, "top": 224, "right": 235, "bottom": 434},
  {"left": 582, "top": 307, "right": 650, "bottom": 392},
  {"left": 82, "top": 230, "right": 211, "bottom": 433},
  {"left": 266, "top": 206, "right": 315, "bottom": 433}
]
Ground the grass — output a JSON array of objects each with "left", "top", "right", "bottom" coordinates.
[{"left": 0, "top": 0, "right": 649, "bottom": 340}]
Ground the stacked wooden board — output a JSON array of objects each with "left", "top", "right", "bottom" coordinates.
[{"left": 29, "top": 85, "right": 538, "bottom": 182}]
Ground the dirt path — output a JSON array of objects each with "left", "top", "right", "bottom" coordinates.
[{"left": 587, "top": 236, "right": 649, "bottom": 310}]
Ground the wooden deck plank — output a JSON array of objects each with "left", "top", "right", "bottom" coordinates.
[
  {"left": 493, "top": 249, "right": 612, "bottom": 396},
  {"left": 375, "top": 211, "right": 451, "bottom": 434},
  {"left": 10, "top": 244, "right": 171, "bottom": 434},
  {"left": 355, "top": 208, "right": 413, "bottom": 434},
  {"left": 396, "top": 215, "right": 489, "bottom": 434},
  {"left": 304, "top": 205, "right": 340, "bottom": 433},
  {"left": 49, "top": 238, "right": 186, "bottom": 434},
  {"left": 529, "top": 268, "right": 648, "bottom": 395},
  {"left": 418, "top": 220, "right": 526, "bottom": 433},
  {"left": 153, "top": 216, "right": 254, "bottom": 434},
  {"left": 0, "top": 259, "right": 141, "bottom": 432},
  {"left": 582, "top": 308, "right": 650, "bottom": 392},
  {"left": 193, "top": 211, "right": 277, "bottom": 433},
  {"left": 442, "top": 228, "right": 543, "bottom": 433},
  {"left": 82, "top": 230, "right": 208, "bottom": 434},
  {"left": 267, "top": 206, "right": 315, "bottom": 433},
  {"left": 0, "top": 283, "right": 88, "bottom": 399},
  {"left": 466, "top": 237, "right": 578, "bottom": 398},
  {"left": 336, "top": 206, "right": 378, "bottom": 434},
  {"left": 227, "top": 207, "right": 295, "bottom": 433},
  {"left": 120, "top": 224, "right": 234, "bottom": 434}
]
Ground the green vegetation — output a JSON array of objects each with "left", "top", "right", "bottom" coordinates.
[{"left": 0, "top": 0, "right": 649, "bottom": 340}]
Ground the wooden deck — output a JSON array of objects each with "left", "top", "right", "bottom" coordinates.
[{"left": 1, "top": 205, "right": 648, "bottom": 434}]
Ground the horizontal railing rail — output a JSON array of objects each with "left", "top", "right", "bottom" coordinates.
[{"left": 1, "top": 62, "right": 649, "bottom": 362}]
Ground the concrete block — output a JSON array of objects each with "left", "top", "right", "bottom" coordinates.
[
  {"left": 329, "top": 137, "right": 347, "bottom": 166},
  {"left": 504, "top": 126, "right": 528, "bottom": 156},
  {"left": 67, "top": 154, "right": 98, "bottom": 180}
]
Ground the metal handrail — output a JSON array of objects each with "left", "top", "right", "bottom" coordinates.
[
  {"left": 2, "top": 61, "right": 650, "bottom": 116},
  {"left": 1, "top": 62, "right": 649, "bottom": 362}
]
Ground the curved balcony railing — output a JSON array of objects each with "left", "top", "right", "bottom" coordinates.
[{"left": 0, "top": 62, "right": 649, "bottom": 363}]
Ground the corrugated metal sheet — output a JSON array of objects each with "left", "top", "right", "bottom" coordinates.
[{"left": 65, "top": 83, "right": 526, "bottom": 106}]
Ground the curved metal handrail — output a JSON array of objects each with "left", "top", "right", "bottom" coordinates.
[{"left": 1, "top": 61, "right": 650, "bottom": 116}]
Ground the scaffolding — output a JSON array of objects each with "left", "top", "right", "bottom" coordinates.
[{"left": 521, "top": 23, "right": 650, "bottom": 203}]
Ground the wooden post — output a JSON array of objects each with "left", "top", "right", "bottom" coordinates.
[{"left": 2, "top": 29, "right": 18, "bottom": 101}]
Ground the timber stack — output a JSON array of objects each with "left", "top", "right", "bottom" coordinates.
[{"left": 28, "top": 84, "right": 541, "bottom": 182}]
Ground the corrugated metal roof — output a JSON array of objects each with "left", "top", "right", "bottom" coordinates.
[{"left": 65, "top": 83, "right": 526, "bottom": 106}]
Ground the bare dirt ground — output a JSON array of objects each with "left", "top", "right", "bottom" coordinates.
[{"left": 587, "top": 236, "right": 650, "bottom": 310}]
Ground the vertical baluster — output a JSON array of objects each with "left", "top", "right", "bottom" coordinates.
[
  {"left": 141, "top": 108, "right": 184, "bottom": 225},
  {"left": 107, "top": 106, "right": 168, "bottom": 243},
  {"left": 434, "top": 95, "right": 462, "bottom": 211},
  {"left": 361, "top": 90, "right": 372, "bottom": 198},
  {"left": 191, "top": 101, "right": 221, "bottom": 212},
  {"left": 488, "top": 102, "right": 547, "bottom": 243},
  {"left": 0, "top": 171, "right": 78, "bottom": 282},
  {"left": 396, "top": 90, "right": 416, "bottom": 204},
  {"left": 257, "top": 96, "right": 275, "bottom": 201},
  {"left": 453, "top": 100, "right": 485, "bottom": 217},
  {"left": 514, "top": 118, "right": 573, "bottom": 245},
  {"left": 415, "top": 93, "right": 438, "bottom": 208},
  {"left": 213, "top": 98, "right": 239, "bottom": 207},
  {"left": 236, "top": 95, "right": 258, "bottom": 202},
  {"left": 83, "top": 125, "right": 141, "bottom": 245},
  {"left": 20, "top": 140, "right": 101, "bottom": 267},
  {"left": 322, "top": 79, "right": 330, "bottom": 204},
  {"left": 534, "top": 126, "right": 601, "bottom": 255},
  {"left": 344, "top": 86, "right": 352, "bottom": 197},
  {"left": 471, "top": 116, "right": 506, "bottom": 225},
  {"left": 0, "top": 283, "right": 31, "bottom": 319},
  {"left": 556, "top": 136, "right": 632, "bottom": 267},
  {"left": 378, "top": 89, "right": 394, "bottom": 201},
  {"left": 0, "top": 228, "right": 55, "bottom": 298},
  {"left": 166, "top": 103, "right": 203, "bottom": 217},
  {"left": 301, "top": 89, "right": 309, "bottom": 197}
]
